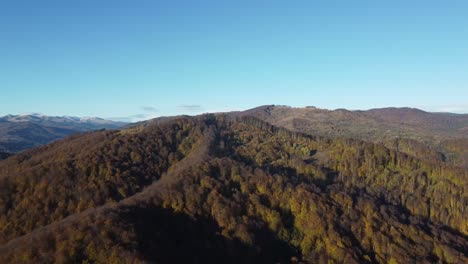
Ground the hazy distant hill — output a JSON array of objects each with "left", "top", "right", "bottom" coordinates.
[
  {"left": 237, "top": 105, "right": 468, "bottom": 167},
  {"left": 0, "top": 114, "right": 466, "bottom": 263},
  {"left": 0, "top": 151, "right": 10, "bottom": 160},
  {"left": 0, "top": 114, "right": 127, "bottom": 153}
]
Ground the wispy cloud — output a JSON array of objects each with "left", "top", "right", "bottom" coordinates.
[
  {"left": 141, "top": 106, "right": 158, "bottom": 112},
  {"left": 422, "top": 104, "right": 468, "bottom": 114},
  {"left": 108, "top": 114, "right": 148, "bottom": 123},
  {"left": 109, "top": 104, "right": 206, "bottom": 122},
  {"left": 178, "top": 104, "right": 204, "bottom": 113},
  {"left": 109, "top": 107, "right": 160, "bottom": 123}
]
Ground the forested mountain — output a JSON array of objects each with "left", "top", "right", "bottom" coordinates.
[
  {"left": 237, "top": 105, "right": 468, "bottom": 168},
  {"left": 0, "top": 114, "right": 466, "bottom": 263},
  {"left": 0, "top": 114, "right": 127, "bottom": 153}
]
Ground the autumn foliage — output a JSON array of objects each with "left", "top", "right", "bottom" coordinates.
[{"left": 0, "top": 115, "right": 466, "bottom": 263}]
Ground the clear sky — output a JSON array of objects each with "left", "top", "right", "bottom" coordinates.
[{"left": 1, "top": 0, "right": 467, "bottom": 121}]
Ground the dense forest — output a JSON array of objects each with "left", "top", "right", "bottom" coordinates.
[{"left": 0, "top": 115, "right": 466, "bottom": 263}]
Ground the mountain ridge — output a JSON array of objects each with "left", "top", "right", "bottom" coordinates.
[{"left": 0, "top": 114, "right": 466, "bottom": 263}]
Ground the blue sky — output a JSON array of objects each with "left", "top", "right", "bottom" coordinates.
[{"left": 1, "top": 0, "right": 467, "bottom": 121}]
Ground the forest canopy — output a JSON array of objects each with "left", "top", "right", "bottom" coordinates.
[{"left": 0, "top": 115, "right": 466, "bottom": 263}]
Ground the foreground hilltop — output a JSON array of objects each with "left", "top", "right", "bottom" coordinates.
[
  {"left": 237, "top": 105, "right": 468, "bottom": 167},
  {"left": 0, "top": 114, "right": 466, "bottom": 263}
]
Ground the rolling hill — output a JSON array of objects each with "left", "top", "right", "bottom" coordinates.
[
  {"left": 238, "top": 105, "right": 468, "bottom": 140},
  {"left": 0, "top": 113, "right": 466, "bottom": 263},
  {"left": 237, "top": 105, "right": 468, "bottom": 168}
]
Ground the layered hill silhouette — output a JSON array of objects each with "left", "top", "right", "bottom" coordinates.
[
  {"left": 0, "top": 112, "right": 466, "bottom": 263},
  {"left": 0, "top": 114, "right": 127, "bottom": 153}
]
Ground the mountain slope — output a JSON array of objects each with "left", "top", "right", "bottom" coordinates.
[
  {"left": 0, "top": 115, "right": 466, "bottom": 263},
  {"left": 0, "top": 114, "right": 127, "bottom": 153}
]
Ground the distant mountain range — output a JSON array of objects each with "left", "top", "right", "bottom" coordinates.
[{"left": 0, "top": 114, "right": 127, "bottom": 153}]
